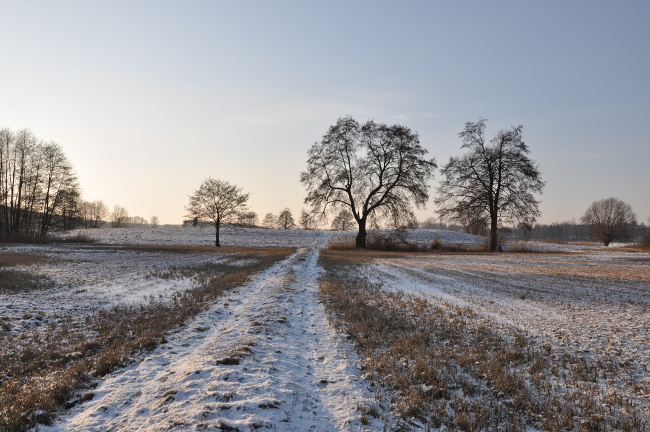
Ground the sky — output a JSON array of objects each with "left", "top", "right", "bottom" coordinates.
[{"left": 1, "top": 1, "right": 648, "bottom": 226}]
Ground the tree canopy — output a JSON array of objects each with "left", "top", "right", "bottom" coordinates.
[
  {"left": 581, "top": 197, "right": 636, "bottom": 246},
  {"left": 301, "top": 116, "right": 436, "bottom": 248}
]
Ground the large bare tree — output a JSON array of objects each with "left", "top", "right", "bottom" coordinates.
[
  {"left": 185, "top": 178, "right": 250, "bottom": 247},
  {"left": 435, "top": 118, "right": 545, "bottom": 251},
  {"left": 581, "top": 197, "right": 636, "bottom": 246},
  {"left": 301, "top": 116, "right": 436, "bottom": 248}
]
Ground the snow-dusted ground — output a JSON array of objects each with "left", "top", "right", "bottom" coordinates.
[
  {"left": 366, "top": 251, "right": 650, "bottom": 415},
  {"left": 60, "top": 226, "right": 488, "bottom": 249},
  {"left": 60, "top": 225, "right": 616, "bottom": 252},
  {"left": 0, "top": 244, "right": 241, "bottom": 331},
  {"left": 60, "top": 226, "right": 335, "bottom": 248},
  {"left": 40, "top": 243, "right": 387, "bottom": 432},
  {"left": 4, "top": 227, "right": 645, "bottom": 430}
]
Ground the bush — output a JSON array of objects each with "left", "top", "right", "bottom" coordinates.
[
  {"left": 326, "top": 233, "right": 428, "bottom": 252},
  {"left": 639, "top": 232, "right": 650, "bottom": 250}
]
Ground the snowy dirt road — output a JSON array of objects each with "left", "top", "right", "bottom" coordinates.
[{"left": 43, "top": 247, "right": 383, "bottom": 432}]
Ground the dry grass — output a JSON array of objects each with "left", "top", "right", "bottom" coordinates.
[
  {"left": 620, "top": 234, "right": 650, "bottom": 252},
  {"left": 0, "top": 233, "right": 95, "bottom": 244},
  {"left": 0, "top": 252, "right": 55, "bottom": 267},
  {"left": 503, "top": 242, "right": 544, "bottom": 253},
  {"left": 0, "top": 268, "right": 54, "bottom": 292},
  {"left": 0, "top": 252, "right": 56, "bottom": 292},
  {"left": 318, "top": 251, "right": 647, "bottom": 431},
  {"left": 0, "top": 247, "right": 293, "bottom": 432},
  {"left": 534, "top": 239, "right": 600, "bottom": 246},
  {"left": 110, "top": 243, "right": 295, "bottom": 255},
  {"left": 400, "top": 255, "right": 650, "bottom": 282}
]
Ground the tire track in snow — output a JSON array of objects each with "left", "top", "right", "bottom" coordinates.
[{"left": 44, "top": 246, "right": 384, "bottom": 432}]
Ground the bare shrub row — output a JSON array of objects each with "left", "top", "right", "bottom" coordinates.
[
  {"left": 327, "top": 234, "right": 501, "bottom": 253},
  {"left": 0, "top": 248, "right": 292, "bottom": 431},
  {"left": 318, "top": 252, "right": 647, "bottom": 431}
]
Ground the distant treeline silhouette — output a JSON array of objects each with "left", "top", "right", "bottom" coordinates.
[{"left": 1, "top": 128, "right": 79, "bottom": 236}]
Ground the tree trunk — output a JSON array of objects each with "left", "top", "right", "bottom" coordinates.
[
  {"left": 355, "top": 218, "right": 367, "bottom": 248},
  {"left": 489, "top": 213, "right": 499, "bottom": 252},
  {"left": 215, "top": 222, "right": 221, "bottom": 247}
]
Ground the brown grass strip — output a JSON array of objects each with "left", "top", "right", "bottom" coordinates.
[{"left": 393, "top": 255, "right": 650, "bottom": 282}]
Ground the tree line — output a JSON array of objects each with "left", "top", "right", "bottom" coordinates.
[
  {"left": 0, "top": 128, "right": 79, "bottom": 236},
  {"left": 1, "top": 128, "right": 160, "bottom": 237},
  {"left": 188, "top": 115, "right": 643, "bottom": 249}
]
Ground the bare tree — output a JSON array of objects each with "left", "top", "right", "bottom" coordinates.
[
  {"left": 237, "top": 211, "right": 258, "bottom": 228},
  {"left": 435, "top": 118, "right": 545, "bottom": 251},
  {"left": 581, "top": 197, "right": 636, "bottom": 246},
  {"left": 0, "top": 129, "right": 80, "bottom": 236},
  {"left": 419, "top": 217, "right": 437, "bottom": 229},
  {"left": 130, "top": 216, "right": 147, "bottom": 226},
  {"left": 330, "top": 209, "right": 355, "bottom": 231},
  {"left": 455, "top": 209, "right": 490, "bottom": 236},
  {"left": 301, "top": 116, "right": 436, "bottom": 248},
  {"left": 150, "top": 215, "right": 159, "bottom": 227},
  {"left": 277, "top": 208, "right": 296, "bottom": 229},
  {"left": 89, "top": 200, "right": 108, "bottom": 228},
  {"left": 185, "top": 178, "right": 250, "bottom": 247},
  {"left": 299, "top": 208, "right": 319, "bottom": 230},
  {"left": 262, "top": 213, "right": 277, "bottom": 229},
  {"left": 37, "top": 141, "right": 79, "bottom": 236},
  {"left": 111, "top": 205, "right": 129, "bottom": 228}
]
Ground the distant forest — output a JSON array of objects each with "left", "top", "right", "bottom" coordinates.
[{"left": 418, "top": 217, "right": 649, "bottom": 242}]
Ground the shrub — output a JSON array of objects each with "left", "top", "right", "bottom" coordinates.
[{"left": 639, "top": 232, "right": 650, "bottom": 250}]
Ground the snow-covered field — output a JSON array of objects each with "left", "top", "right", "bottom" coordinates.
[
  {"left": 366, "top": 251, "right": 650, "bottom": 418},
  {"left": 60, "top": 226, "right": 335, "bottom": 248},
  {"left": 59, "top": 225, "right": 608, "bottom": 252},
  {"left": 39, "top": 246, "right": 387, "bottom": 432},
  {"left": 2, "top": 226, "right": 648, "bottom": 430},
  {"left": 61, "top": 225, "right": 491, "bottom": 248}
]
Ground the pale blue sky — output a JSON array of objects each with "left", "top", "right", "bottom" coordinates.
[{"left": 1, "top": 1, "right": 648, "bottom": 225}]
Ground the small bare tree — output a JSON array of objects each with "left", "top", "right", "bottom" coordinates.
[
  {"left": 330, "top": 209, "right": 355, "bottom": 231},
  {"left": 111, "top": 205, "right": 129, "bottom": 228},
  {"left": 419, "top": 217, "right": 437, "bottom": 229},
  {"left": 262, "top": 213, "right": 277, "bottom": 229},
  {"left": 581, "top": 197, "right": 636, "bottom": 246},
  {"left": 88, "top": 200, "right": 108, "bottom": 228},
  {"left": 299, "top": 208, "right": 319, "bottom": 230},
  {"left": 277, "top": 208, "right": 296, "bottom": 229},
  {"left": 150, "top": 215, "right": 159, "bottom": 227},
  {"left": 185, "top": 178, "right": 250, "bottom": 247}
]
